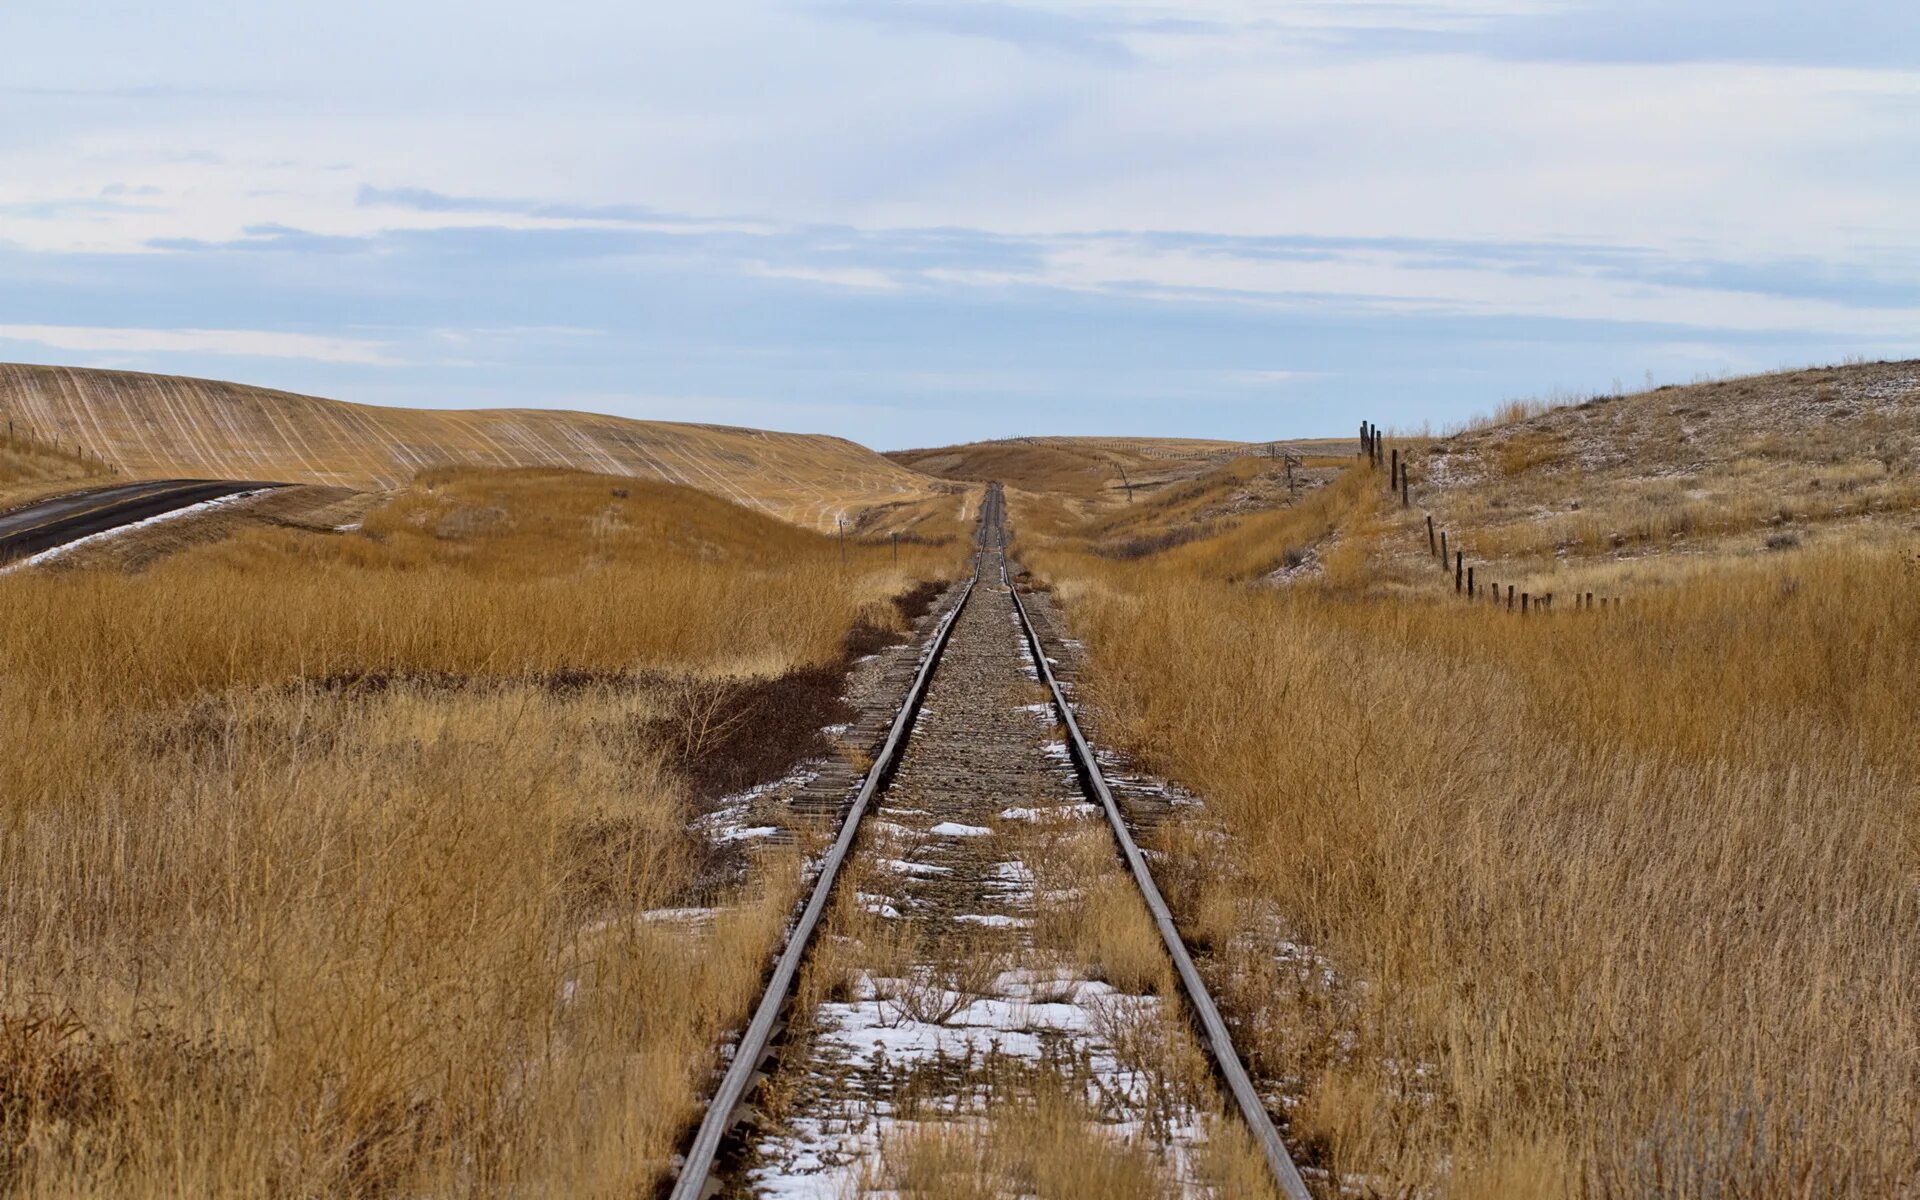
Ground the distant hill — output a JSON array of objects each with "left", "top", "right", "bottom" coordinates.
[
  {"left": 0, "top": 364, "right": 950, "bottom": 531},
  {"left": 891, "top": 435, "right": 1348, "bottom": 503}
]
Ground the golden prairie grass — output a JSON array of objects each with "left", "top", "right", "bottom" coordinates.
[
  {"left": 1018, "top": 475, "right": 1920, "bottom": 1195},
  {"left": 0, "top": 467, "right": 966, "bottom": 1196},
  {"left": 0, "top": 427, "right": 108, "bottom": 509}
]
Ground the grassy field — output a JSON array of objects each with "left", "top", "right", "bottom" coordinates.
[
  {"left": 0, "top": 364, "right": 959, "bottom": 532},
  {"left": 0, "top": 467, "right": 969, "bottom": 1196},
  {"left": 1379, "top": 360, "right": 1920, "bottom": 599},
  {"left": 8, "top": 358, "right": 1914, "bottom": 1196},
  {"left": 1010, "top": 367, "right": 1920, "bottom": 1196},
  {"left": 0, "top": 423, "right": 111, "bottom": 510}
]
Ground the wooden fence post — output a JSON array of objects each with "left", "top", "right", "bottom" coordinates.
[
  {"left": 1507, "top": 585, "right": 1515, "bottom": 611},
  {"left": 1521, "top": 592, "right": 1530, "bottom": 615},
  {"left": 1401, "top": 473, "right": 1409, "bottom": 507},
  {"left": 1467, "top": 566, "right": 1475, "bottom": 598},
  {"left": 1391, "top": 448, "right": 1398, "bottom": 489},
  {"left": 1455, "top": 552, "right": 1463, "bottom": 593},
  {"left": 1426, "top": 514, "right": 1436, "bottom": 555},
  {"left": 1440, "top": 530, "right": 1448, "bottom": 567}
]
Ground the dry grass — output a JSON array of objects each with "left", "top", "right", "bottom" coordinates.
[
  {"left": 1405, "top": 361, "right": 1920, "bottom": 584},
  {"left": 0, "top": 363, "right": 959, "bottom": 531},
  {"left": 0, "top": 467, "right": 966, "bottom": 1196},
  {"left": 0, "top": 426, "right": 110, "bottom": 510},
  {"left": 1017, "top": 442, "right": 1920, "bottom": 1194},
  {"left": 863, "top": 1081, "right": 1170, "bottom": 1198}
]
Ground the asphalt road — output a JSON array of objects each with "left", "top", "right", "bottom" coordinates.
[{"left": 0, "top": 479, "right": 282, "bottom": 564}]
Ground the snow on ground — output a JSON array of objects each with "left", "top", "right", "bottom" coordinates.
[
  {"left": 0, "top": 489, "right": 269, "bottom": 574},
  {"left": 885, "top": 858, "right": 951, "bottom": 877},
  {"left": 929, "top": 821, "right": 991, "bottom": 837},
  {"left": 694, "top": 763, "right": 822, "bottom": 845},
  {"left": 954, "top": 913, "right": 1028, "bottom": 928},
  {"left": 1000, "top": 802, "right": 1100, "bottom": 822},
  {"left": 747, "top": 969, "right": 1218, "bottom": 1199}
]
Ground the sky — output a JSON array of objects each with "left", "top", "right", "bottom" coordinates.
[{"left": 1, "top": 1, "right": 1915, "bottom": 448}]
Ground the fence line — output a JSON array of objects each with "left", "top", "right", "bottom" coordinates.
[{"left": 1357, "top": 420, "right": 1626, "bottom": 616}]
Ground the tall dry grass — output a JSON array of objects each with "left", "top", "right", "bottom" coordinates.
[
  {"left": 0, "top": 426, "right": 106, "bottom": 509},
  {"left": 0, "top": 468, "right": 966, "bottom": 1196},
  {"left": 1021, "top": 484, "right": 1920, "bottom": 1195}
]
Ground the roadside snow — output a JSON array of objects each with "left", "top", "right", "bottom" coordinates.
[{"left": 0, "top": 489, "right": 268, "bottom": 574}]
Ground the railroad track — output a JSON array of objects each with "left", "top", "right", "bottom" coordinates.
[{"left": 672, "top": 483, "right": 1310, "bottom": 1199}]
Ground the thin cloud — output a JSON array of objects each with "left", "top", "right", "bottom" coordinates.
[{"left": 0, "top": 324, "right": 400, "bottom": 365}]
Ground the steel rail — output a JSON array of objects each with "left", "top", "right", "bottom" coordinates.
[
  {"left": 669, "top": 558, "right": 982, "bottom": 1200},
  {"left": 1005, "top": 531, "right": 1315, "bottom": 1200}
]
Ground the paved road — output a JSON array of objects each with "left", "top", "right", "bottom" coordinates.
[{"left": 0, "top": 479, "right": 281, "bottom": 563}]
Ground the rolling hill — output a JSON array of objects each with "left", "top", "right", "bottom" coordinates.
[
  {"left": 0, "top": 364, "right": 954, "bottom": 531},
  {"left": 890, "top": 435, "right": 1349, "bottom": 506},
  {"left": 1399, "top": 359, "right": 1920, "bottom": 589}
]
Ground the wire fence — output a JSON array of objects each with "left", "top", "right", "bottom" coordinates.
[{"left": 1359, "top": 419, "right": 1624, "bottom": 615}]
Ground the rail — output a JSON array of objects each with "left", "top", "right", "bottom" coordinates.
[
  {"left": 668, "top": 550, "right": 981, "bottom": 1200},
  {"left": 1004, "top": 507, "right": 1314, "bottom": 1200},
  {"left": 671, "top": 481, "right": 1310, "bottom": 1199}
]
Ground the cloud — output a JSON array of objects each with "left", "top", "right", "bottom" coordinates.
[
  {"left": 0, "top": 324, "right": 400, "bottom": 365},
  {"left": 811, "top": 1, "right": 1147, "bottom": 62},
  {"left": 744, "top": 262, "right": 903, "bottom": 290}
]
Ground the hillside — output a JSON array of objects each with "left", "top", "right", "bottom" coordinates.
[
  {"left": 1388, "top": 359, "right": 1920, "bottom": 595},
  {"left": 0, "top": 420, "right": 113, "bottom": 509},
  {"left": 891, "top": 434, "right": 1347, "bottom": 509},
  {"left": 0, "top": 364, "right": 956, "bottom": 531}
]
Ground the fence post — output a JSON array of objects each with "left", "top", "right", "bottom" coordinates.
[
  {"left": 1401, "top": 473, "right": 1409, "bottom": 508},
  {"left": 1440, "top": 530, "right": 1448, "bottom": 567},
  {"left": 1455, "top": 552, "right": 1463, "bottom": 593},
  {"left": 1467, "top": 566, "right": 1475, "bottom": 598},
  {"left": 1391, "top": 448, "right": 1398, "bottom": 489},
  {"left": 1507, "top": 585, "right": 1515, "bottom": 611},
  {"left": 1426, "top": 515, "right": 1436, "bottom": 555},
  {"left": 1521, "top": 592, "right": 1529, "bottom": 615}
]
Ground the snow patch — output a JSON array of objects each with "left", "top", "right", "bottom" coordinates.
[
  {"left": 1, "top": 489, "right": 268, "bottom": 574},
  {"left": 929, "top": 821, "right": 991, "bottom": 838}
]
